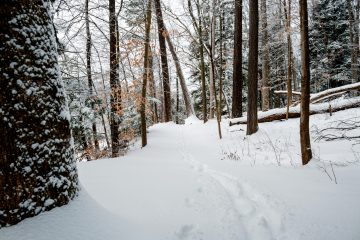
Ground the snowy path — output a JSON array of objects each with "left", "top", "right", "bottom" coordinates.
[
  {"left": 76, "top": 122, "right": 285, "bottom": 240},
  {"left": 178, "top": 129, "right": 283, "bottom": 240},
  {"left": 1, "top": 110, "right": 360, "bottom": 240}
]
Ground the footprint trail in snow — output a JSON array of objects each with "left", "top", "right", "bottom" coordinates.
[{"left": 177, "top": 129, "right": 284, "bottom": 240}]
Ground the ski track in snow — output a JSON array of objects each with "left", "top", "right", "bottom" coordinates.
[{"left": 176, "top": 128, "right": 284, "bottom": 240}]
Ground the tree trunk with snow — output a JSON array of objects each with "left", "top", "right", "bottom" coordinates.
[
  {"left": 109, "top": 0, "right": 123, "bottom": 157},
  {"left": 285, "top": 0, "right": 293, "bottom": 119},
  {"left": 247, "top": 0, "right": 259, "bottom": 135},
  {"left": 299, "top": 0, "right": 313, "bottom": 165},
  {"left": 140, "top": 0, "right": 152, "bottom": 147},
  {"left": 232, "top": 0, "right": 243, "bottom": 118},
  {"left": 261, "top": 0, "right": 270, "bottom": 112},
  {"left": 0, "top": 0, "right": 78, "bottom": 226}
]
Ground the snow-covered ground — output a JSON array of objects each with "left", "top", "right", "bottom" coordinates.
[{"left": 1, "top": 109, "right": 360, "bottom": 240}]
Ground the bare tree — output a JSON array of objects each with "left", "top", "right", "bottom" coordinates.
[
  {"left": 285, "top": 0, "right": 293, "bottom": 119},
  {"left": 209, "top": 0, "right": 216, "bottom": 119},
  {"left": 155, "top": 0, "right": 172, "bottom": 122},
  {"left": 261, "top": 0, "right": 270, "bottom": 112},
  {"left": 188, "top": 0, "right": 207, "bottom": 122},
  {"left": 247, "top": 0, "right": 259, "bottom": 135},
  {"left": 85, "top": 0, "right": 100, "bottom": 154},
  {"left": 164, "top": 26, "right": 195, "bottom": 117},
  {"left": 140, "top": 0, "right": 153, "bottom": 147},
  {"left": 232, "top": 0, "right": 243, "bottom": 118},
  {"left": 299, "top": 0, "right": 313, "bottom": 165},
  {"left": 109, "top": 0, "right": 122, "bottom": 157}
]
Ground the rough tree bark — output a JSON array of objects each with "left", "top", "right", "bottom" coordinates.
[
  {"left": 140, "top": 0, "right": 152, "bottom": 147},
  {"left": 109, "top": 0, "right": 122, "bottom": 157},
  {"left": 85, "top": 0, "right": 100, "bottom": 154},
  {"left": 0, "top": 0, "right": 78, "bottom": 226},
  {"left": 155, "top": 0, "right": 172, "bottom": 122},
  {"left": 232, "top": 0, "right": 243, "bottom": 118},
  {"left": 261, "top": 0, "right": 270, "bottom": 112},
  {"left": 285, "top": 0, "right": 293, "bottom": 119},
  {"left": 247, "top": 0, "right": 259, "bottom": 135},
  {"left": 299, "top": 0, "right": 313, "bottom": 165}
]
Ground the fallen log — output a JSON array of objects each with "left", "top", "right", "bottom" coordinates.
[
  {"left": 274, "top": 90, "right": 302, "bottom": 96},
  {"left": 291, "top": 82, "right": 360, "bottom": 106},
  {"left": 311, "top": 91, "right": 347, "bottom": 104},
  {"left": 229, "top": 97, "right": 360, "bottom": 126}
]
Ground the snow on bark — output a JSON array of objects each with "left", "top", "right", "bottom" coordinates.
[{"left": 0, "top": 0, "right": 78, "bottom": 227}]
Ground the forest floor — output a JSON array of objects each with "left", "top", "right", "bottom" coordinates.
[{"left": 1, "top": 108, "right": 360, "bottom": 240}]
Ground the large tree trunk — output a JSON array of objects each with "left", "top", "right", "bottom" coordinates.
[
  {"left": 232, "top": 0, "right": 243, "bottom": 118},
  {"left": 109, "top": 0, "right": 122, "bottom": 157},
  {"left": 299, "top": 0, "right": 313, "bottom": 165},
  {"left": 85, "top": 0, "right": 100, "bottom": 155},
  {"left": 261, "top": 0, "right": 270, "bottom": 112},
  {"left": 0, "top": 0, "right": 78, "bottom": 226},
  {"left": 140, "top": 0, "right": 152, "bottom": 147},
  {"left": 154, "top": 0, "right": 172, "bottom": 122},
  {"left": 247, "top": 0, "right": 259, "bottom": 135}
]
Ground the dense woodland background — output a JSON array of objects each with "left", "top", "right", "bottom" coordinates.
[{"left": 54, "top": 0, "right": 360, "bottom": 160}]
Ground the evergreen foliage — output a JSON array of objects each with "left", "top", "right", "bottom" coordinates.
[{"left": 309, "top": 0, "right": 352, "bottom": 92}]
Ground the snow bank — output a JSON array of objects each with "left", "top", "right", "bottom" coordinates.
[{"left": 1, "top": 109, "right": 359, "bottom": 240}]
